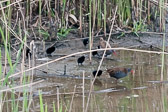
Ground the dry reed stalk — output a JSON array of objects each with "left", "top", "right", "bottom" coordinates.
[
  {"left": 68, "top": 85, "right": 76, "bottom": 112},
  {"left": 57, "top": 86, "right": 60, "bottom": 112},
  {"left": 82, "top": 71, "right": 85, "bottom": 112}
]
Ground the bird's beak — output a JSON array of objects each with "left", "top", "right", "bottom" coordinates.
[
  {"left": 113, "top": 51, "right": 117, "bottom": 56},
  {"left": 131, "top": 70, "right": 134, "bottom": 74}
]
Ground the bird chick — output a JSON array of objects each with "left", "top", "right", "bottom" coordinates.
[
  {"left": 77, "top": 56, "right": 85, "bottom": 65},
  {"left": 83, "top": 38, "right": 89, "bottom": 47},
  {"left": 92, "top": 70, "right": 103, "bottom": 77},
  {"left": 46, "top": 46, "right": 55, "bottom": 56}
]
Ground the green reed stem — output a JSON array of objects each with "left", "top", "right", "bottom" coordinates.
[
  {"left": 11, "top": 89, "right": 19, "bottom": 112},
  {"left": 0, "top": 48, "right": 2, "bottom": 79},
  {"left": 39, "top": 90, "right": 44, "bottom": 112},
  {"left": 160, "top": 0, "right": 165, "bottom": 81},
  {"left": 53, "top": 101, "right": 56, "bottom": 112},
  {"left": 161, "top": 33, "right": 165, "bottom": 81},
  {"left": 7, "top": 0, "right": 12, "bottom": 41},
  {"left": 45, "top": 102, "right": 48, "bottom": 112},
  {"left": 104, "top": 0, "right": 106, "bottom": 36},
  {"left": 97, "top": 0, "right": 101, "bottom": 29},
  {"left": 23, "top": 90, "right": 28, "bottom": 112},
  {"left": 62, "top": 0, "right": 67, "bottom": 27},
  {"left": 161, "top": 85, "right": 167, "bottom": 112},
  {"left": 139, "top": 0, "right": 142, "bottom": 22}
]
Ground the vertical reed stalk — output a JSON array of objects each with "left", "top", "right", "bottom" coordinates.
[
  {"left": 89, "top": 0, "right": 92, "bottom": 62},
  {"left": 0, "top": 48, "right": 1, "bottom": 79},
  {"left": 62, "top": 0, "right": 67, "bottom": 27},
  {"left": 82, "top": 71, "right": 85, "bottom": 112},
  {"left": 39, "top": 90, "right": 44, "bottom": 112},
  {"left": 39, "top": 0, "right": 42, "bottom": 38},
  {"left": 0, "top": 2, "right": 8, "bottom": 79},
  {"left": 160, "top": 0, "right": 165, "bottom": 81},
  {"left": 57, "top": 86, "right": 60, "bottom": 112},
  {"left": 69, "top": 85, "right": 76, "bottom": 112},
  {"left": 0, "top": 92, "right": 2, "bottom": 112},
  {"left": 45, "top": 102, "right": 48, "bottom": 112},
  {"left": 147, "top": 1, "right": 150, "bottom": 23},
  {"left": 91, "top": 0, "right": 97, "bottom": 63},
  {"left": 53, "top": 101, "right": 56, "bottom": 112},
  {"left": 161, "top": 33, "right": 165, "bottom": 81},
  {"left": 97, "top": 0, "right": 101, "bottom": 29},
  {"left": 26, "top": 0, "right": 30, "bottom": 27},
  {"left": 79, "top": 0, "right": 82, "bottom": 36},
  {"left": 7, "top": 0, "right": 11, "bottom": 41},
  {"left": 104, "top": 0, "right": 106, "bottom": 36},
  {"left": 161, "top": 85, "right": 165, "bottom": 112},
  {"left": 139, "top": 0, "right": 142, "bottom": 22}
]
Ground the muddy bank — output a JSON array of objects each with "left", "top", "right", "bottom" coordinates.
[
  {"left": 50, "top": 31, "right": 168, "bottom": 50},
  {"left": 23, "top": 32, "right": 167, "bottom": 78}
]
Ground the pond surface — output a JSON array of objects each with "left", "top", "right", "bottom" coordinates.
[{"left": 3, "top": 48, "right": 168, "bottom": 112}]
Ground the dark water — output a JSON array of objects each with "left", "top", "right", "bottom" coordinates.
[{"left": 3, "top": 50, "right": 168, "bottom": 112}]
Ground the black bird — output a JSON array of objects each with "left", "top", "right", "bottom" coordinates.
[
  {"left": 97, "top": 45, "right": 100, "bottom": 49},
  {"left": 92, "top": 46, "right": 100, "bottom": 57},
  {"left": 83, "top": 38, "right": 89, "bottom": 47},
  {"left": 77, "top": 56, "right": 85, "bottom": 65},
  {"left": 46, "top": 46, "right": 55, "bottom": 56},
  {"left": 92, "top": 51, "right": 98, "bottom": 56},
  {"left": 26, "top": 48, "right": 31, "bottom": 59},
  {"left": 92, "top": 70, "right": 103, "bottom": 77}
]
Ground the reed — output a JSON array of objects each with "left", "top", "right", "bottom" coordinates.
[
  {"left": 103, "top": 0, "right": 106, "bottom": 36},
  {"left": 39, "top": 90, "right": 44, "bottom": 112},
  {"left": 61, "top": 0, "right": 67, "bottom": 27},
  {"left": 161, "top": 85, "right": 167, "bottom": 112},
  {"left": 53, "top": 101, "right": 56, "bottom": 112},
  {"left": 97, "top": 0, "right": 101, "bottom": 29},
  {"left": 89, "top": 0, "right": 92, "bottom": 62},
  {"left": 79, "top": 0, "right": 82, "bottom": 36},
  {"left": 160, "top": 0, "right": 166, "bottom": 81},
  {"left": 6, "top": 0, "right": 12, "bottom": 41},
  {"left": 0, "top": 48, "right": 2, "bottom": 79},
  {"left": 38, "top": 0, "right": 42, "bottom": 38},
  {"left": 45, "top": 102, "right": 48, "bottom": 112}
]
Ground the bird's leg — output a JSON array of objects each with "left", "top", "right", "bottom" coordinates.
[
  {"left": 115, "top": 79, "right": 118, "bottom": 84},
  {"left": 47, "top": 54, "right": 52, "bottom": 57}
]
